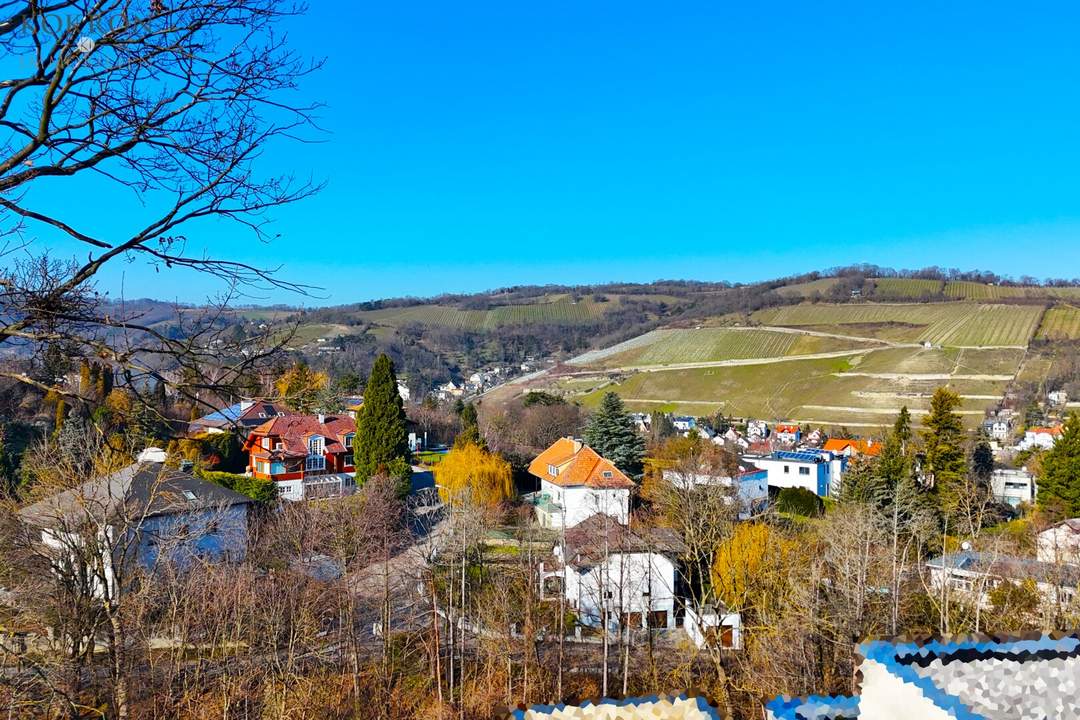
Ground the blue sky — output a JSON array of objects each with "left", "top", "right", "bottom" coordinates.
[{"left": 22, "top": 1, "right": 1080, "bottom": 304}]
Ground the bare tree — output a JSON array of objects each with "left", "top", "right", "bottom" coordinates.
[{"left": 0, "top": 0, "right": 322, "bottom": 421}]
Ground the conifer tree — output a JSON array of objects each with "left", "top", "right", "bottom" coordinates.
[
  {"left": 1037, "top": 413, "right": 1080, "bottom": 515},
  {"left": 921, "top": 387, "right": 967, "bottom": 513},
  {"left": 584, "top": 392, "right": 645, "bottom": 477},
  {"left": 355, "top": 354, "right": 411, "bottom": 497},
  {"left": 455, "top": 402, "right": 483, "bottom": 448}
]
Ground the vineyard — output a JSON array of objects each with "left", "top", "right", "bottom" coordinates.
[
  {"left": 753, "top": 302, "right": 1042, "bottom": 347},
  {"left": 1037, "top": 305, "right": 1080, "bottom": 340},
  {"left": 871, "top": 278, "right": 944, "bottom": 298},
  {"left": 943, "top": 281, "right": 1080, "bottom": 301},
  {"left": 774, "top": 277, "right": 840, "bottom": 298},
  {"left": 579, "top": 327, "right": 865, "bottom": 368}
]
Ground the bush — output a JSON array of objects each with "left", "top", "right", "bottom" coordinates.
[
  {"left": 196, "top": 469, "right": 277, "bottom": 505},
  {"left": 776, "top": 487, "right": 823, "bottom": 517}
]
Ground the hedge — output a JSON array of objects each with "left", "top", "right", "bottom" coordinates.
[{"left": 196, "top": 469, "right": 277, "bottom": 505}]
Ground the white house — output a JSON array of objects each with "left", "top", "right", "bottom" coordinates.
[
  {"left": 990, "top": 467, "right": 1036, "bottom": 508},
  {"left": 753, "top": 449, "right": 846, "bottom": 497},
  {"left": 981, "top": 416, "right": 1012, "bottom": 442},
  {"left": 1018, "top": 426, "right": 1063, "bottom": 451},
  {"left": 526, "top": 437, "right": 633, "bottom": 529},
  {"left": 925, "top": 550, "right": 1079, "bottom": 610},
  {"left": 671, "top": 415, "right": 696, "bottom": 432},
  {"left": 683, "top": 604, "right": 742, "bottom": 650},
  {"left": 543, "top": 513, "right": 685, "bottom": 631},
  {"left": 1037, "top": 518, "right": 1080, "bottom": 565},
  {"left": 1049, "top": 390, "right": 1069, "bottom": 406},
  {"left": 396, "top": 381, "right": 411, "bottom": 402},
  {"left": 18, "top": 449, "right": 253, "bottom": 594},
  {"left": 661, "top": 468, "right": 768, "bottom": 520},
  {"left": 767, "top": 634, "right": 1080, "bottom": 720}
]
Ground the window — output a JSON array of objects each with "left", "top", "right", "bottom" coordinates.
[
  {"left": 308, "top": 436, "right": 324, "bottom": 455},
  {"left": 783, "top": 465, "right": 790, "bottom": 474},
  {"left": 305, "top": 455, "right": 326, "bottom": 472},
  {"left": 799, "top": 467, "right": 810, "bottom": 476},
  {"left": 547, "top": 464, "right": 558, "bottom": 476},
  {"left": 344, "top": 433, "right": 354, "bottom": 450},
  {"left": 602, "top": 471, "right": 613, "bottom": 478},
  {"left": 274, "top": 441, "right": 284, "bottom": 451},
  {"left": 262, "top": 437, "right": 271, "bottom": 450},
  {"left": 182, "top": 490, "right": 197, "bottom": 501}
]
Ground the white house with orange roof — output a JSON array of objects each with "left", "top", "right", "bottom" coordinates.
[
  {"left": 1018, "top": 425, "right": 1063, "bottom": 451},
  {"left": 822, "top": 437, "right": 882, "bottom": 458},
  {"left": 526, "top": 437, "right": 634, "bottom": 528}
]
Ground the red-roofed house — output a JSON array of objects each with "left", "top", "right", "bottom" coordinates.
[
  {"left": 1019, "top": 426, "right": 1063, "bottom": 451},
  {"left": 822, "top": 437, "right": 882, "bottom": 458},
  {"left": 245, "top": 413, "right": 356, "bottom": 501},
  {"left": 526, "top": 437, "right": 634, "bottom": 528},
  {"left": 774, "top": 424, "right": 801, "bottom": 444}
]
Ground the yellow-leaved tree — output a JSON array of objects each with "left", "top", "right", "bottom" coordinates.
[
  {"left": 434, "top": 442, "right": 514, "bottom": 507},
  {"left": 274, "top": 361, "right": 329, "bottom": 413},
  {"left": 711, "top": 522, "right": 798, "bottom": 615}
]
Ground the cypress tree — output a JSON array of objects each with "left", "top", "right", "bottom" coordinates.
[
  {"left": 584, "top": 392, "right": 645, "bottom": 477},
  {"left": 455, "top": 402, "right": 483, "bottom": 448},
  {"left": 1038, "top": 413, "right": 1080, "bottom": 515},
  {"left": 355, "top": 354, "right": 411, "bottom": 496}
]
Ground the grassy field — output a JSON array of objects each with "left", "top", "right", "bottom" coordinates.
[
  {"left": 752, "top": 302, "right": 1042, "bottom": 347},
  {"left": 580, "top": 327, "right": 867, "bottom": 368},
  {"left": 871, "top": 278, "right": 944, "bottom": 298},
  {"left": 1037, "top": 305, "right": 1080, "bottom": 340}
]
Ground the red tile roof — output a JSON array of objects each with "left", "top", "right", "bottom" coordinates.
[
  {"left": 776, "top": 424, "right": 801, "bottom": 434},
  {"left": 823, "top": 438, "right": 882, "bottom": 457},
  {"left": 528, "top": 437, "right": 634, "bottom": 489},
  {"left": 247, "top": 414, "right": 356, "bottom": 458}
]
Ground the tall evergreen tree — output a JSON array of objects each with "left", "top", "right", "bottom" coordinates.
[
  {"left": 893, "top": 405, "right": 912, "bottom": 452},
  {"left": 455, "top": 402, "right": 483, "bottom": 448},
  {"left": 971, "top": 441, "right": 994, "bottom": 482},
  {"left": 921, "top": 387, "right": 967, "bottom": 513},
  {"left": 1037, "top": 413, "right": 1080, "bottom": 516},
  {"left": 355, "top": 354, "right": 411, "bottom": 497},
  {"left": 584, "top": 392, "right": 645, "bottom": 477}
]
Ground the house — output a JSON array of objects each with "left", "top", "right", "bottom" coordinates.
[
  {"left": 753, "top": 449, "right": 846, "bottom": 497},
  {"left": 188, "top": 399, "right": 293, "bottom": 435},
  {"left": 525, "top": 437, "right": 634, "bottom": 529},
  {"left": 542, "top": 513, "right": 685, "bottom": 631},
  {"left": 990, "top": 467, "right": 1035, "bottom": 508},
  {"left": 774, "top": 423, "right": 801, "bottom": 444},
  {"left": 981, "top": 416, "right": 1012, "bottom": 442},
  {"left": 18, "top": 448, "right": 252, "bottom": 588},
  {"left": 1018, "top": 426, "right": 1063, "bottom": 451},
  {"left": 1037, "top": 518, "right": 1080, "bottom": 565},
  {"left": 822, "top": 437, "right": 881, "bottom": 458},
  {"left": 766, "top": 633, "right": 1080, "bottom": 720},
  {"left": 746, "top": 420, "right": 769, "bottom": 441},
  {"left": 629, "top": 413, "right": 651, "bottom": 433},
  {"left": 436, "top": 380, "right": 463, "bottom": 400},
  {"left": 672, "top": 416, "right": 696, "bottom": 432},
  {"left": 803, "top": 428, "right": 824, "bottom": 447},
  {"left": 683, "top": 603, "right": 742, "bottom": 650},
  {"left": 245, "top": 413, "right": 357, "bottom": 501},
  {"left": 341, "top": 396, "right": 364, "bottom": 419},
  {"left": 396, "top": 381, "right": 411, "bottom": 402},
  {"left": 925, "top": 550, "right": 1079, "bottom": 609},
  {"left": 1049, "top": 390, "right": 1069, "bottom": 406},
  {"left": 661, "top": 468, "right": 768, "bottom": 520}
]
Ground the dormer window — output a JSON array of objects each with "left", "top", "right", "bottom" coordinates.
[
  {"left": 602, "top": 471, "right": 613, "bottom": 478},
  {"left": 547, "top": 464, "right": 558, "bottom": 476},
  {"left": 343, "top": 433, "right": 354, "bottom": 450},
  {"left": 308, "top": 436, "right": 324, "bottom": 455},
  {"left": 262, "top": 437, "right": 271, "bottom": 450}
]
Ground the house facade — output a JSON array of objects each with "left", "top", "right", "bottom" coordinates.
[
  {"left": 1037, "top": 519, "right": 1080, "bottom": 565},
  {"left": 543, "top": 513, "right": 685, "bottom": 631},
  {"left": 990, "top": 467, "right": 1035, "bottom": 508},
  {"left": 246, "top": 413, "right": 357, "bottom": 501},
  {"left": 925, "top": 550, "right": 1079, "bottom": 610},
  {"left": 822, "top": 437, "right": 881, "bottom": 458},
  {"left": 526, "top": 437, "right": 634, "bottom": 528},
  {"left": 1018, "top": 426, "right": 1062, "bottom": 451},
  {"left": 774, "top": 423, "right": 801, "bottom": 444},
  {"left": 753, "top": 449, "right": 845, "bottom": 497},
  {"left": 661, "top": 468, "right": 768, "bottom": 520},
  {"left": 19, "top": 449, "right": 253, "bottom": 594}
]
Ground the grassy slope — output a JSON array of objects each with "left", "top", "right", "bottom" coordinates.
[{"left": 1037, "top": 305, "right": 1080, "bottom": 340}]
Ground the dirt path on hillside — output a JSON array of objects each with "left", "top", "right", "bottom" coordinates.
[
  {"left": 567, "top": 347, "right": 875, "bottom": 374},
  {"left": 831, "top": 372, "right": 1014, "bottom": 381}
]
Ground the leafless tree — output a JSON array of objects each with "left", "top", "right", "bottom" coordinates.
[{"left": 0, "top": 0, "right": 322, "bottom": 422}]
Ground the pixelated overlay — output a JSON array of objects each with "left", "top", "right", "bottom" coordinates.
[
  {"left": 766, "top": 632, "right": 1080, "bottom": 719},
  {"left": 508, "top": 692, "right": 722, "bottom": 720}
]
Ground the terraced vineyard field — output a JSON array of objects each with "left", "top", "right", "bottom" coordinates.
[
  {"left": 774, "top": 277, "right": 839, "bottom": 298},
  {"left": 753, "top": 302, "right": 1042, "bottom": 347},
  {"left": 944, "top": 281, "right": 1080, "bottom": 301},
  {"left": 871, "top": 278, "right": 944, "bottom": 298},
  {"left": 577, "top": 327, "right": 867, "bottom": 368},
  {"left": 1037, "top": 305, "right": 1080, "bottom": 340}
]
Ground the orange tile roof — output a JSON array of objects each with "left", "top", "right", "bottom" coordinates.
[
  {"left": 823, "top": 438, "right": 882, "bottom": 457},
  {"left": 1030, "top": 426, "right": 1063, "bottom": 435},
  {"left": 246, "top": 414, "right": 356, "bottom": 457},
  {"left": 776, "top": 424, "right": 801, "bottom": 434},
  {"left": 528, "top": 437, "right": 634, "bottom": 489}
]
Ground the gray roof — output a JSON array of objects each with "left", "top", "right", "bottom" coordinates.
[
  {"left": 927, "top": 550, "right": 1080, "bottom": 587},
  {"left": 19, "top": 462, "right": 252, "bottom": 527},
  {"left": 563, "top": 513, "right": 686, "bottom": 567}
]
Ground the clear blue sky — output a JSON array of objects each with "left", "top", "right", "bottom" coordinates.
[{"left": 27, "top": 1, "right": 1080, "bottom": 304}]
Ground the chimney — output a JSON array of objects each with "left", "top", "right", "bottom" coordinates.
[
  {"left": 572, "top": 437, "right": 583, "bottom": 452},
  {"left": 317, "top": 413, "right": 325, "bottom": 424}
]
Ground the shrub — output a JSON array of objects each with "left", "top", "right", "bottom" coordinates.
[
  {"left": 776, "top": 487, "right": 823, "bottom": 517},
  {"left": 196, "top": 469, "right": 277, "bottom": 505}
]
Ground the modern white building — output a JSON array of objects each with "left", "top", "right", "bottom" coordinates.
[
  {"left": 753, "top": 449, "right": 846, "bottom": 497},
  {"left": 661, "top": 468, "right": 768, "bottom": 520},
  {"left": 925, "top": 550, "right": 1079, "bottom": 610},
  {"left": 990, "top": 467, "right": 1036, "bottom": 508},
  {"left": 526, "top": 437, "right": 633, "bottom": 529},
  {"left": 542, "top": 513, "right": 684, "bottom": 631},
  {"left": 767, "top": 634, "right": 1080, "bottom": 720}
]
